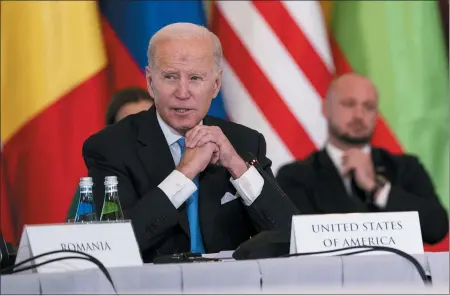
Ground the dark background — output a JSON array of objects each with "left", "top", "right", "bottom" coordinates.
[{"left": 439, "top": 0, "right": 448, "bottom": 58}]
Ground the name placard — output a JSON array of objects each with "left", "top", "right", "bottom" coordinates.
[
  {"left": 15, "top": 221, "right": 143, "bottom": 273},
  {"left": 290, "top": 211, "right": 424, "bottom": 256}
]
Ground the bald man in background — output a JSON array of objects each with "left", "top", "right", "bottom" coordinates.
[{"left": 276, "top": 73, "right": 448, "bottom": 245}]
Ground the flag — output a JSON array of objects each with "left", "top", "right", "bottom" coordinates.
[
  {"left": 212, "top": 0, "right": 331, "bottom": 173},
  {"left": 211, "top": 1, "right": 401, "bottom": 174},
  {"left": 0, "top": 143, "right": 14, "bottom": 243},
  {"left": 99, "top": 0, "right": 227, "bottom": 119},
  {"left": 212, "top": 0, "right": 448, "bottom": 250},
  {"left": 326, "top": 0, "right": 449, "bottom": 250},
  {"left": 0, "top": 1, "right": 110, "bottom": 244},
  {"left": 328, "top": 1, "right": 449, "bottom": 212}
]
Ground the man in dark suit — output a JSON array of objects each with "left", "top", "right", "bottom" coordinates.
[
  {"left": 82, "top": 23, "right": 299, "bottom": 262},
  {"left": 276, "top": 73, "right": 448, "bottom": 245}
]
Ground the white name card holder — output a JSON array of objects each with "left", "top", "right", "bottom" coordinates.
[
  {"left": 14, "top": 220, "right": 143, "bottom": 273},
  {"left": 290, "top": 211, "right": 424, "bottom": 256}
]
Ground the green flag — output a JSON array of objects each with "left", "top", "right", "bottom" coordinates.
[{"left": 331, "top": 1, "right": 449, "bottom": 210}]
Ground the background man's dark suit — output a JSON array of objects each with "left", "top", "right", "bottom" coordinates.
[
  {"left": 276, "top": 148, "right": 449, "bottom": 245},
  {"left": 83, "top": 106, "right": 299, "bottom": 262}
]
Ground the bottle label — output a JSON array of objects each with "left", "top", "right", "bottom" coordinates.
[
  {"left": 105, "top": 185, "right": 118, "bottom": 194},
  {"left": 80, "top": 187, "right": 93, "bottom": 194},
  {"left": 100, "top": 201, "right": 124, "bottom": 221}
]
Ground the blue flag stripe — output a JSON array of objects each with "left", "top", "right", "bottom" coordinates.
[{"left": 99, "top": 0, "right": 226, "bottom": 118}]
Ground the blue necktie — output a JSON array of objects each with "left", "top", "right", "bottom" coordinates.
[{"left": 177, "top": 138, "right": 205, "bottom": 253}]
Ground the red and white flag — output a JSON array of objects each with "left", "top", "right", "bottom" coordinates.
[{"left": 212, "top": 0, "right": 333, "bottom": 173}]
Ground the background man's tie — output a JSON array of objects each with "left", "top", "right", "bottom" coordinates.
[
  {"left": 177, "top": 137, "right": 206, "bottom": 253},
  {"left": 350, "top": 174, "right": 369, "bottom": 204}
]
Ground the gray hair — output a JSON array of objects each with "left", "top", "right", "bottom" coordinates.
[{"left": 147, "top": 22, "right": 223, "bottom": 73}]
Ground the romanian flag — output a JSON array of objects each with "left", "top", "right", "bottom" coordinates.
[
  {"left": 1, "top": 0, "right": 228, "bottom": 241},
  {"left": 1, "top": 1, "right": 110, "bottom": 244}
]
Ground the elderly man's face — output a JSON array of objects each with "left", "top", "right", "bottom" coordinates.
[{"left": 146, "top": 37, "right": 221, "bottom": 134}]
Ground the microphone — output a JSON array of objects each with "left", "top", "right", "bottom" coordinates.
[
  {"left": 0, "top": 232, "right": 14, "bottom": 270},
  {"left": 230, "top": 152, "right": 299, "bottom": 260},
  {"left": 153, "top": 252, "right": 219, "bottom": 264},
  {"left": 245, "top": 151, "right": 292, "bottom": 202}
]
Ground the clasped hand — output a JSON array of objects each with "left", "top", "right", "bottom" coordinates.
[
  {"left": 342, "top": 149, "right": 376, "bottom": 192},
  {"left": 177, "top": 126, "right": 247, "bottom": 180}
]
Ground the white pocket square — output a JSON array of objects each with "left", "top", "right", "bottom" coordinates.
[{"left": 221, "top": 192, "right": 238, "bottom": 205}]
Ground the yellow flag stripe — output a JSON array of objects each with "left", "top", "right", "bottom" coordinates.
[
  {"left": 1, "top": 1, "right": 107, "bottom": 143},
  {"left": 319, "top": 1, "right": 333, "bottom": 29},
  {"left": 204, "top": 1, "right": 213, "bottom": 27}
]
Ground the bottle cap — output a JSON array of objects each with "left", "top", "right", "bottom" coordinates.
[
  {"left": 79, "top": 177, "right": 93, "bottom": 187},
  {"left": 104, "top": 176, "right": 118, "bottom": 186}
]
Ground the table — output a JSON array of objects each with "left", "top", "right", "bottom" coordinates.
[{"left": 1, "top": 252, "right": 448, "bottom": 294}]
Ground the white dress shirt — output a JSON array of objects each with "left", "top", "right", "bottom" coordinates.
[
  {"left": 156, "top": 112, "right": 265, "bottom": 208},
  {"left": 325, "top": 143, "right": 390, "bottom": 208}
]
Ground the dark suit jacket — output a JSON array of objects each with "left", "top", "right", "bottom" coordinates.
[
  {"left": 276, "top": 148, "right": 449, "bottom": 245},
  {"left": 82, "top": 106, "right": 299, "bottom": 262}
]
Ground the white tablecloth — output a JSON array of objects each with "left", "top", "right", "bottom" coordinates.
[{"left": 1, "top": 252, "right": 448, "bottom": 294}]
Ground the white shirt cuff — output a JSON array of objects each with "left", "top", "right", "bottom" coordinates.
[
  {"left": 158, "top": 170, "right": 197, "bottom": 209},
  {"left": 374, "top": 182, "right": 391, "bottom": 208},
  {"left": 229, "top": 166, "right": 264, "bottom": 206}
]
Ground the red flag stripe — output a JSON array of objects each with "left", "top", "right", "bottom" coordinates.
[
  {"left": 254, "top": 1, "right": 403, "bottom": 154},
  {"left": 213, "top": 5, "right": 316, "bottom": 159},
  {"left": 371, "top": 120, "right": 404, "bottom": 154},
  {"left": 328, "top": 36, "right": 353, "bottom": 75},
  {"left": 252, "top": 1, "right": 332, "bottom": 99},
  {"left": 2, "top": 70, "right": 109, "bottom": 242},
  {"left": 0, "top": 153, "right": 17, "bottom": 244},
  {"left": 101, "top": 16, "right": 147, "bottom": 92}
]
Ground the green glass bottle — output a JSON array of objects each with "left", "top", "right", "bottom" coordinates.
[{"left": 100, "top": 176, "right": 124, "bottom": 221}]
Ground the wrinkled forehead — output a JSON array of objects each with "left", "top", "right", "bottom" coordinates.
[{"left": 154, "top": 38, "right": 215, "bottom": 70}]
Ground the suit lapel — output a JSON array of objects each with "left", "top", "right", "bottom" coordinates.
[
  {"left": 315, "top": 150, "right": 367, "bottom": 213},
  {"left": 136, "top": 106, "right": 191, "bottom": 236},
  {"left": 136, "top": 106, "right": 174, "bottom": 185},
  {"left": 372, "top": 148, "right": 391, "bottom": 178}
]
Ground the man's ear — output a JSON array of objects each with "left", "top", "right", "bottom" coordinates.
[
  {"left": 322, "top": 99, "right": 327, "bottom": 117},
  {"left": 212, "top": 69, "right": 222, "bottom": 99},
  {"left": 145, "top": 66, "right": 156, "bottom": 98},
  {"left": 323, "top": 96, "right": 333, "bottom": 120}
]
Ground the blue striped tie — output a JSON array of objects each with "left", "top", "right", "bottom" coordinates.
[{"left": 177, "top": 137, "right": 205, "bottom": 253}]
